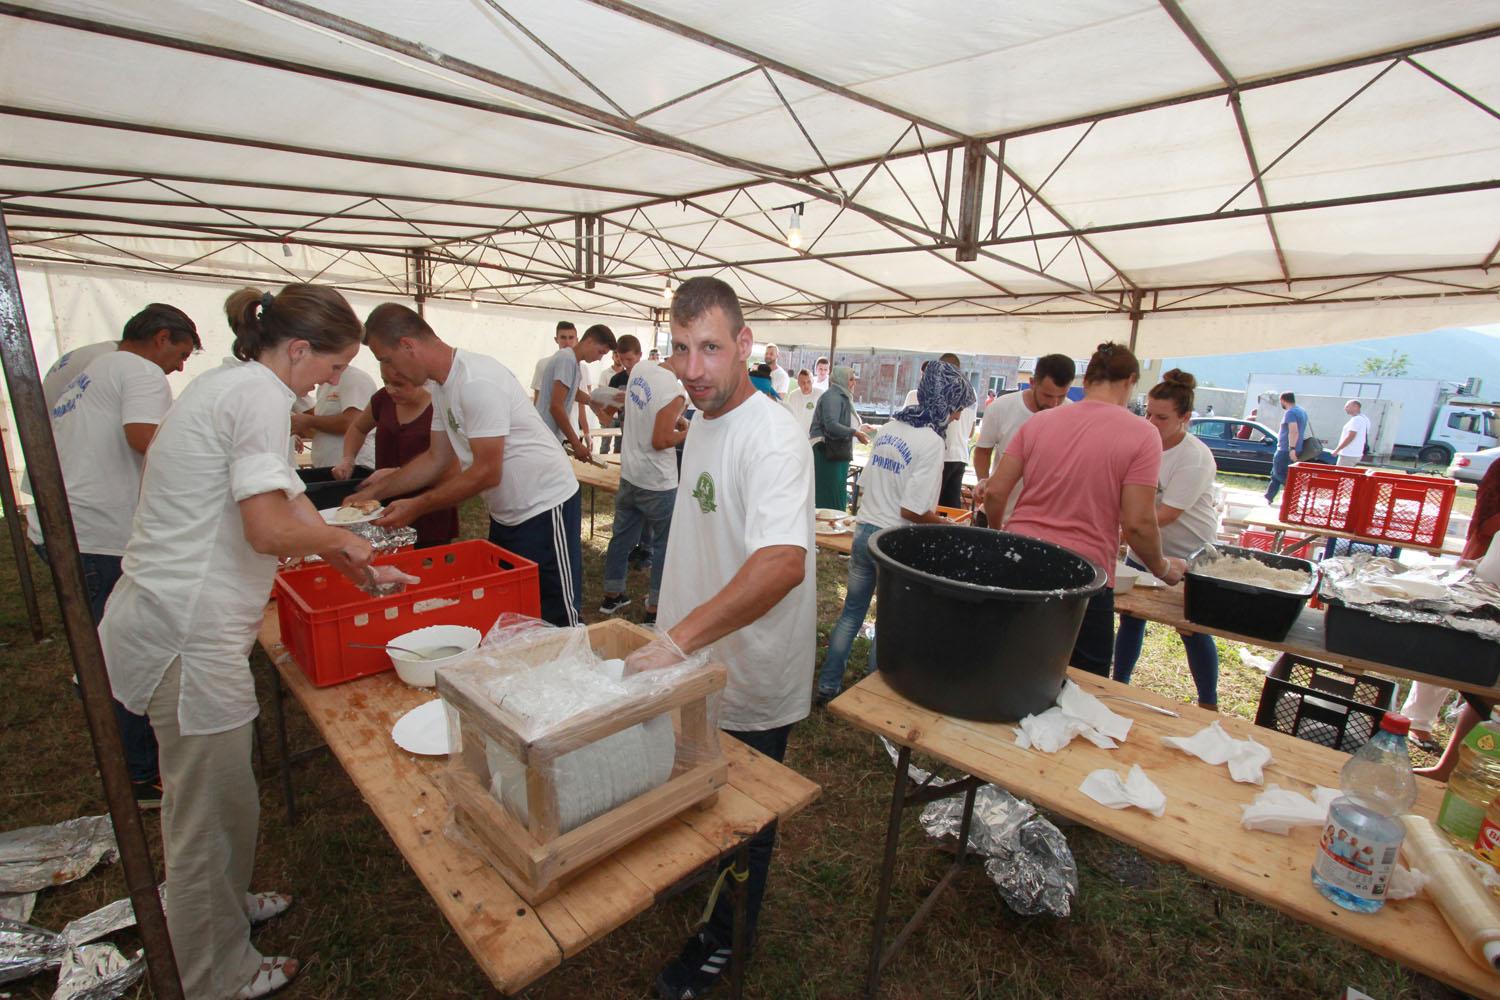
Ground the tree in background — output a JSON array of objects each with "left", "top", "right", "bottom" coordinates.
[
  {"left": 1296, "top": 362, "right": 1326, "bottom": 375},
  {"left": 1359, "top": 350, "right": 1411, "bottom": 377}
]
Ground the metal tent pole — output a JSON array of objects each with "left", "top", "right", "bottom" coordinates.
[
  {"left": 0, "top": 427, "right": 44, "bottom": 639},
  {"left": 0, "top": 209, "right": 184, "bottom": 999}
]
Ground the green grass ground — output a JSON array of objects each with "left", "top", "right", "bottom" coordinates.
[{"left": 0, "top": 489, "right": 1457, "bottom": 1000}]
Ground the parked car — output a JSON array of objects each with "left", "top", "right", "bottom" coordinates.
[
  {"left": 1448, "top": 446, "right": 1500, "bottom": 484},
  {"left": 1188, "top": 418, "right": 1332, "bottom": 475}
]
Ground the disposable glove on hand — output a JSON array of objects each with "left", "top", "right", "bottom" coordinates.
[{"left": 623, "top": 630, "right": 689, "bottom": 676}]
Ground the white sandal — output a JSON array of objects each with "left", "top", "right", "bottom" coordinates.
[
  {"left": 235, "top": 955, "right": 299, "bottom": 999},
  {"left": 244, "top": 892, "right": 293, "bottom": 926}
]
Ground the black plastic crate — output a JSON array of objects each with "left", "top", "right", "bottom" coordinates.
[
  {"left": 1184, "top": 544, "right": 1318, "bottom": 642},
  {"left": 1321, "top": 537, "right": 1401, "bottom": 559},
  {"left": 1253, "top": 654, "right": 1397, "bottom": 754},
  {"left": 1323, "top": 596, "right": 1500, "bottom": 688},
  {"left": 297, "top": 465, "right": 374, "bottom": 511}
]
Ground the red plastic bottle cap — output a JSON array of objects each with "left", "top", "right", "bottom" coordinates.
[{"left": 1381, "top": 712, "right": 1411, "bottom": 736}]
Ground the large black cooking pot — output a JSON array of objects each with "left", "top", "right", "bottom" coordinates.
[{"left": 867, "top": 525, "right": 1106, "bottom": 722}]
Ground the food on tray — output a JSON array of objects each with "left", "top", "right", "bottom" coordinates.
[
  {"left": 1193, "top": 553, "right": 1311, "bottom": 593},
  {"left": 341, "top": 498, "right": 381, "bottom": 514}
]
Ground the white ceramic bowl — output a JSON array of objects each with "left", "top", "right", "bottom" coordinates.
[
  {"left": 1114, "top": 563, "right": 1140, "bottom": 594},
  {"left": 386, "top": 624, "right": 482, "bottom": 687}
]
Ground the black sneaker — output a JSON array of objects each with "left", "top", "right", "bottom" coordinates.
[
  {"left": 655, "top": 928, "right": 732, "bottom": 1000},
  {"left": 133, "top": 779, "right": 163, "bottom": 811},
  {"left": 599, "top": 594, "right": 631, "bottom": 615},
  {"left": 643, "top": 609, "right": 657, "bottom": 626}
]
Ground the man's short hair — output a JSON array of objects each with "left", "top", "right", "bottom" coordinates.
[
  {"left": 1281, "top": 391, "right": 1296, "bottom": 404},
  {"left": 616, "top": 334, "right": 641, "bottom": 355},
  {"left": 1033, "top": 353, "right": 1076, "bottom": 386},
  {"left": 364, "top": 302, "right": 435, "bottom": 346},
  {"left": 581, "top": 324, "right": 617, "bottom": 350},
  {"left": 939, "top": 352, "right": 961, "bottom": 368},
  {"left": 556, "top": 320, "right": 577, "bottom": 334},
  {"left": 122, "top": 303, "right": 200, "bottom": 349},
  {"left": 671, "top": 276, "right": 744, "bottom": 333},
  {"left": 1347, "top": 399, "right": 1362, "bottom": 410},
  {"left": 816, "top": 356, "right": 829, "bottom": 366},
  {"left": 796, "top": 368, "right": 811, "bottom": 378}
]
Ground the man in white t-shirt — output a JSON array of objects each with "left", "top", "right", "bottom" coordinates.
[
  {"left": 971, "top": 353, "right": 1077, "bottom": 522},
  {"left": 782, "top": 368, "right": 823, "bottom": 437},
  {"left": 26, "top": 302, "right": 199, "bottom": 805},
  {"left": 625, "top": 277, "right": 815, "bottom": 1000},
  {"left": 1333, "top": 399, "right": 1370, "bottom": 468},
  {"left": 763, "top": 342, "right": 790, "bottom": 396},
  {"left": 356, "top": 304, "right": 584, "bottom": 626},
  {"left": 42, "top": 340, "right": 120, "bottom": 407},
  {"left": 536, "top": 324, "right": 617, "bottom": 463},
  {"left": 292, "top": 365, "right": 377, "bottom": 470},
  {"left": 599, "top": 336, "right": 688, "bottom": 620},
  {"left": 932, "top": 352, "right": 976, "bottom": 508},
  {"left": 530, "top": 320, "right": 593, "bottom": 439},
  {"left": 812, "top": 355, "right": 830, "bottom": 391}
]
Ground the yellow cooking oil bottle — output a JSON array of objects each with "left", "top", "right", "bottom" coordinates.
[{"left": 1437, "top": 707, "right": 1500, "bottom": 851}]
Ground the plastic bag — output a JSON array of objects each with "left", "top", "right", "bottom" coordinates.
[{"left": 441, "top": 616, "right": 723, "bottom": 838}]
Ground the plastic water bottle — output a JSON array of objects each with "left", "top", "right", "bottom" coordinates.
[
  {"left": 1437, "top": 706, "right": 1500, "bottom": 850},
  {"left": 1311, "top": 712, "right": 1417, "bottom": 913}
]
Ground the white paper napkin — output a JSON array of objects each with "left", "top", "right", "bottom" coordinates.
[
  {"left": 1079, "top": 764, "right": 1166, "bottom": 817},
  {"left": 1238, "top": 783, "right": 1341, "bottom": 834},
  {"left": 1014, "top": 681, "right": 1133, "bottom": 753},
  {"left": 1162, "top": 721, "right": 1274, "bottom": 784}
]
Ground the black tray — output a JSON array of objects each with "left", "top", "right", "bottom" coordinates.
[
  {"left": 1183, "top": 544, "right": 1318, "bottom": 643},
  {"left": 297, "top": 465, "right": 373, "bottom": 511},
  {"left": 1322, "top": 596, "right": 1500, "bottom": 687}
]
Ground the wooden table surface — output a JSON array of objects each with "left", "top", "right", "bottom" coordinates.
[
  {"left": 814, "top": 531, "right": 853, "bottom": 555},
  {"left": 1241, "top": 506, "right": 1463, "bottom": 557},
  {"left": 257, "top": 608, "right": 819, "bottom": 995},
  {"left": 830, "top": 670, "right": 1497, "bottom": 1000},
  {"left": 1115, "top": 582, "right": 1498, "bottom": 698},
  {"left": 571, "top": 458, "right": 620, "bottom": 492}
]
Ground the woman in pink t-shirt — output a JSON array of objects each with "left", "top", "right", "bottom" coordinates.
[{"left": 983, "top": 342, "right": 1186, "bottom": 675}]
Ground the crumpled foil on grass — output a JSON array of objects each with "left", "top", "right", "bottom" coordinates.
[
  {"left": 51, "top": 942, "right": 143, "bottom": 1000},
  {"left": 0, "top": 887, "right": 161, "bottom": 994},
  {"left": 0, "top": 917, "right": 65, "bottom": 985},
  {"left": 881, "top": 737, "right": 1077, "bottom": 917},
  {"left": 0, "top": 892, "right": 37, "bottom": 922},
  {"left": 0, "top": 817, "right": 116, "bottom": 895}
]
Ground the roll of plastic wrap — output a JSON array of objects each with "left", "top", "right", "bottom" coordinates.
[{"left": 1401, "top": 814, "right": 1500, "bottom": 972}]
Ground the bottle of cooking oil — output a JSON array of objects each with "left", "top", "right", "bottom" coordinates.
[
  {"left": 1436, "top": 707, "right": 1500, "bottom": 849},
  {"left": 1475, "top": 794, "right": 1500, "bottom": 868}
]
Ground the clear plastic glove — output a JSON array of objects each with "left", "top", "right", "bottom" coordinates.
[
  {"left": 331, "top": 460, "right": 354, "bottom": 481},
  {"left": 321, "top": 533, "right": 374, "bottom": 583},
  {"left": 623, "top": 630, "right": 688, "bottom": 676},
  {"left": 360, "top": 565, "right": 420, "bottom": 596},
  {"left": 1158, "top": 557, "right": 1187, "bottom": 586}
]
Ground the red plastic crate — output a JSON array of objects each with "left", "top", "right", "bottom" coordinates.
[
  {"left": 1278, "top": 462, "right": 1369, "bottom": 532},
  {"left": 273, "top": 540, "right": 540, "bottom": 687},
  {"left": 1360, "top": 471, "right": 1456, "bottom": 547},
  {"left": 1238, "top": 529, "right": 1277, "bottom": 551}
]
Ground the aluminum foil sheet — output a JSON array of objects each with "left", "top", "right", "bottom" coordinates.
[
  {"left": 881, "top": 738, "right": 1077, "bottom": 917},
  {"left": 0, "top": 893, "right": 36, "bottom": 922},
  {"left": 51, "top": 943, "right": 143, "bottom": 1000},
  {"left": 0, "top": 918, "right": 64, "bottom": 985},
  {"left": 0, "top": 817, "right": 116, "bottom": 895},
  {"left": 0, "top": 889, "right": 159, "bottom": 995},
  {"left": 1319, "top": 555, "right": 1500, "bottom": 640},
  {"left": 288, "top": 523, "right": 418, "bottom": 568}
]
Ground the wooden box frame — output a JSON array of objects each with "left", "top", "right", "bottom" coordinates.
[{"left": 435, "top": 619, "right": 727, "bottom": 904}]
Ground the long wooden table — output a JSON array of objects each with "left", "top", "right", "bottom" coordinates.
[
  {"left": 571, "top": 458, "right": 620, "bottom": 537},
  {"left": 1115, "top": 582, "right": 1498, "bottom": 698},
  {"left": 256, "top": 608, "right": 819, "bottom": 997},
  {"left": 830, "top": 670, "right": 1495, "bottom": 1000}
]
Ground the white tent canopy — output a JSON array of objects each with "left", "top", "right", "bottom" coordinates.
[{"left": 1, "top": 0, "right": 1498, "bottom": 354}]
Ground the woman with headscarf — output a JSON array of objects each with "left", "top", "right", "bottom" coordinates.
[
  {"left": 983, "top": 342, "right": 1187, "bottom": 676},
  {"left": 815, "top": 361, "right": 975, "bottom": 704},
  {"left": 809, "top": 365, "right": 868, "bottom": 510}
]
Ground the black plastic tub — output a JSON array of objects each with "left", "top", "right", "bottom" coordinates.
[
  {"left": 1184, "top": 544, "right": 1317, "bottom": 642},
  {"left": 867, "top": 525, "right": 1106, "bottom": 722},
  {"left": 1323, "top": 597, "right": 1500, "bottom": 687},
  {"left": 297, "top": 466, "right": 374, "bottom": 510}
]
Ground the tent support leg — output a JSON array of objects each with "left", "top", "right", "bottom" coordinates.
[{"left": 0, "top": 209, "right": 184, "bottom": 1000}]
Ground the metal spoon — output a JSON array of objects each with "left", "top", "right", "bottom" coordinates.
[
  {"left": 1099, "top": 694, "right": 1181, "bottom": 718},
  {"left": 347, "top": 641, "right": 466, "bottom": 660}
]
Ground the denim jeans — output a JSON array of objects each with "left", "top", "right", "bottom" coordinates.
[
  {"left": 704, "top": 723, "right": 792, "bottom": 951},
  {"left": 1265, "top": 449, "right": 1292, "bottom": 503},
  {"left": 601, "top": 480, "right": 675, "bottom": 607},
  {"left": 1113, "top": 614, "right": 1220, "bottom": 705},
  {"left": 817, "top": 522, "right": 879, "bottom": 696},
  {"left": 1070, "top": 587, "right": 1115, "bottom": 676}
]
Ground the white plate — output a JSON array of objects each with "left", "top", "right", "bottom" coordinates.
[
  {"left": 320, "top": 504, "right": 384, "bottom": 525},
  {"left": 390, "top": 699, "right": 450, "bottom": 756},
  {"left": 815, "top": 522, "right": 854, "bottom": 535},
  {"left": 1135, "top": 572, "right": 1164, "bottom": 588}
]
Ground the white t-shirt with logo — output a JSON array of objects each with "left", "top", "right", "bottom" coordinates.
[
  {"left": 429, "top": 350, "right": 576, "bottom": 526},
  {"left": 975, "top": 390, "right": 1042, "bottom": 518},
  {"left": 783, "top": 387, "right": 824, "bottom": 437},
  {"left": 856, "top": 419, "right": 945, "bottom": 530},
  {"left": 43, "top": 341, "right": 117, "bottom": 407},
  {"left": 1132, "top": 432, "right": 1219, "bottom": 561},
  {"left": 27, "top": 350, "right": 172, "bottom": 556},
  {"left": 310, "top": 366, "right": 376, "bottom": 468},
  {"left": 659, "top": 392, "right": 816, "bottom": 731},
  {"left": 1338, "top": 412, "right": 1371, "bottom": 457},
  {"left": 619, "top": 361, "right": 686, "bottom": 492}
]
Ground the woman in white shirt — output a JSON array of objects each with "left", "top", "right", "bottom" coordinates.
[
  {"left": 100, "top": 284, "right": 384, "bottom": 999},
  {"left": 815, "top": 362, "right": 975, "bottom": 704},
  {"left": 1111, "top": 369, "right": 1222, "bottom": 709}
]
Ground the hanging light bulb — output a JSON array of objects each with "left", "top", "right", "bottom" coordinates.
[
  {"left": 660, "top": 276, "right": 674, "bottom": 304},
  {"left": 469, "top": 291, "right": 478, "bottom": 311},
  {"left": 786, "top": 204, "right": 803, "bottom": 250}
]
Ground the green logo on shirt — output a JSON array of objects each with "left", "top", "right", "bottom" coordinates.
[
  {"left": 692, "top": 472, "right": 717, "bottom": 514},
  {"left": 447, "top": 408, "right": 460, "bottom": 434}
]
